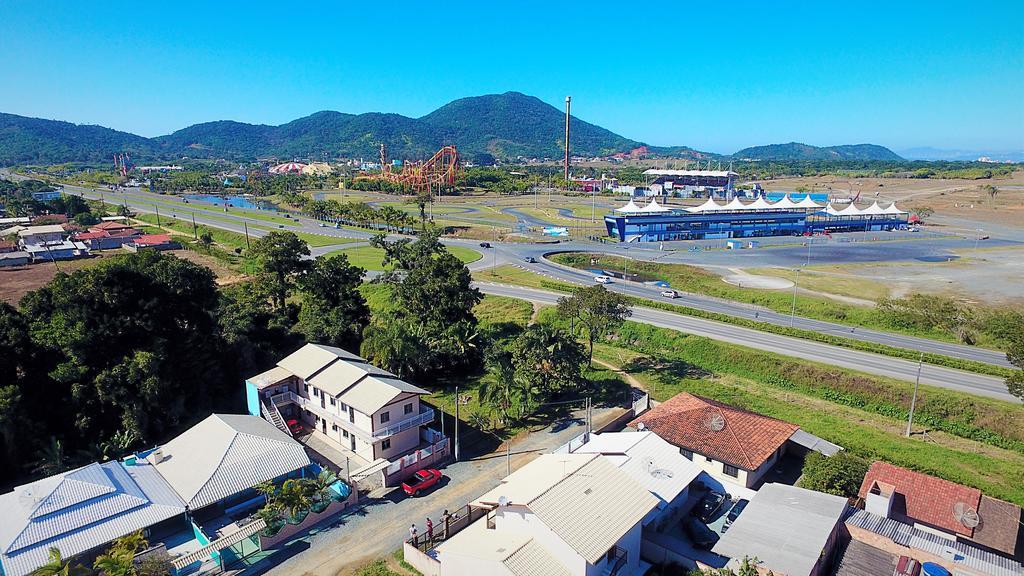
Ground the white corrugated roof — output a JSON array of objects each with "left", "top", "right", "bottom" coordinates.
[
  {"left": 713, "top": 484, "right": 847, "bottom": 576},
  {"left": 247, "top": 366, "right": 294, "bottom": 390},
  {"left": 503, "top": 539, "right": 572, "bottom": 576},
  {"left": 148, "top": 414, "right": 309, "bottom": 510},
  {"left": 0, "top": 461, "right": 184, "bottom": 576},
  {"left": 306, "top": 356, "right": 395, "bottom": 397},
  {"left": 574, "top": 432, "right": 701, "bottom": 513},
  {"left": 276, "top": 343, "right": 362, "bottom": 380},
  {"left": 17, "top": 225, "right": 65, "bottom": 237}
]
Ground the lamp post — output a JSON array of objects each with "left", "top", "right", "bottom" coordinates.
[
  {"left": 905, "top": 352, "right": 924, "bottom": 437},
  {"left": 790, "top": 268, "right": 801, "bottom": 327},
  {"left": 974, "top": 228, "right": 983, "bottom": 251}
]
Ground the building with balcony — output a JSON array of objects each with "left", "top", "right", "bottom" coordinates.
[
  {"left": 405, "top": 453, "right": 659, "bottom": 576},
  {"left": 245, "top": 343, "right": 446, "bottom": 485}
]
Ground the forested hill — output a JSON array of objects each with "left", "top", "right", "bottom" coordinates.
[
  {"left": 0, "top": 92, "right": 644, "bottom": 164},
  {"left": 732, "top": 142, "right": 903, "bottom": 161}
]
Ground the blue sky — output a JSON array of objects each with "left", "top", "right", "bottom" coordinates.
[{"left": 1, "top": 0, "right": 1021, "bottom": 154}]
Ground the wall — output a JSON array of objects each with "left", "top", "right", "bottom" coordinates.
[
  {"left": 258, "top": 487, "right": 358, "bottom": 549},
  {"left": 245, "top": 381, "right": 260, "bottom": 417},
  {"left": 402, "top": 542, "right": 440, "bottom": 576}
]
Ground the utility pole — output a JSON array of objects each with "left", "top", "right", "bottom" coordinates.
[
  {"left": 191, "top": 213, "right": 198, "bottom": 239},
  {"left": 243, "top": 221, "right": 251, "bottom": 250},
  {"left": 905, "top": 352, "right": 924, "bottom": 437},
  {"left": 564, "top": 96, "right": 572, "bottom": 183},
  {"left": 154, "top": 204, "right": 161, "bottom": 227},
  {"left": 454, "top": 386, "right": 460, "bottom": 462}
]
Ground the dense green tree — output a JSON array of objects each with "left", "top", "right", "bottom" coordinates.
[
  {"left": 510, "top": 324, "right": 586, "bottom": 402},
  {"left": 248, "top": 231, "right": 311, "bottom": 310},
  {"left": 798, "top": 451, "right": 869, "bottom": 498},
  {"left": 30, "top": 547, "right": 90, "bottom": 576},
  {"left": 72, "top": 211, "right": 99, "bottom": 226},
  {"left": 1006, "top": 328, "right": 1024, "bottom": 401},
  {"left": 360, "top": 313, "right": 423, "bottom": 379},
  {"left": 296, "top": 254, "right": 369, "bottom": 349},
  {"left": 557, "top": 285, "right": 632, "bottom": 366},
  {"left": 19, "top": 251, "right": 230, "bottom": 460},
  {"left": 479, "top": 346, "right": 523, "bottom": 425},
  {"left": 217, "top": 282, "right": 300, "bottom": 375}
]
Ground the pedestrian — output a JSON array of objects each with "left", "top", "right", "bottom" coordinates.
[
  {"left": 409, "top": 524, "right": 417, "bottom": 541},
  {"left": 440, "top": 509, "right": 450, "bottom": 534},
  {"left": 426, "top": 517, "right": 434, "bottom": 541}
]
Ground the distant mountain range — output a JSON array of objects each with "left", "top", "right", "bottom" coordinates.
[
  {"left": 897, "top": 147, "right": 1024, "bottom": 163},
  {"left": 732, "top": 142, "right": 903, "bottom": 161},
  {"left": 0, "top": 93, "right": 917, "bottom": 165}
]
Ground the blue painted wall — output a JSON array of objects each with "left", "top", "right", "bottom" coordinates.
[{"left": 245, "top": 381, "right": 260, "bottom": 416}]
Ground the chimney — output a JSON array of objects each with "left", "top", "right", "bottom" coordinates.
[
  {"left": 149, "top": 448, "right": 165, "bottom": 464},
  {"left": 865, "top": 481, "right": 895, "bottom": 518}
]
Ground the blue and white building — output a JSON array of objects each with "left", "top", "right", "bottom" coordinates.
[{"left": 603, "top": 196, "right": 908, "bottom": 242}]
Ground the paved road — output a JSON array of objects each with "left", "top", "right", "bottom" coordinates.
[
  {"left": 474, "top": 282, "right": 1017, "bottom": 403},
  {"left": 63, "top": 184, "right": 1014, "bottom": 372}
]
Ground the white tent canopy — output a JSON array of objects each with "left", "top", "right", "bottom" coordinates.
[
  {"left": 836, "top": 203, "right": 862, "bottom": 216},
  {"left": 768, "top": 195, "right": 800, "bottom": 209},
  {"left": 859, "top": 201, "right": 887, "bottom": 216},
  {"left": 615, "top": 199, "right": 642, "bottom": 213},
  {"left": 823, "top": 203, "right": 844, "bottom": 216},
  {"left": 795, "top": 196, "right": 822, "bottom": 209},
  {"left": 722, "top": 198, "right": 749, "bottom": 211},
  {"left": 883, "top": 202, "right": 906, "bottom": 215},
  {"left": 686, "top": 198, "right": 724, "bottom": 213},
  {"left": 639, "top": 198, "right": 671, "bottom": 213},
  {"left": 745, "top": 197, "right": 776, "bottom": 210}
]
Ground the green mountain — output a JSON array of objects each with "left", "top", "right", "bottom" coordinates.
[
  {"left": 732, "top": 142, "right": 902, "bottom": 161},
  {"left": 0, "top": 92, "right": 644, "bottom": 165},
  {"left": 0, "top": 112, "right": 156, "bottom": 165}
]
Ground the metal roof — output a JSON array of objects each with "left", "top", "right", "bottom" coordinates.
[
  {"left": 247, "top": 366, "right": 294, "bottom": 390},
  {"left": 712, "top": 483, "right": 848, "bottom": 576},
  {"left": 503, "top": 539, "right": 572, "bottom": 576},
  {"left": 788, "top": 429, "right": 843, "bottom": 456},
  {"left": 642, "top": 169, "right": 737, "bottom": 177},
  {"left": 148, "top": 414, "right": 310, "bottom": 510},
  {"left": 0, "top": 461, "right": 185, "bottom": 576},
  {"left": 276, "top": 343, "right": 362, "bottom": 380}
]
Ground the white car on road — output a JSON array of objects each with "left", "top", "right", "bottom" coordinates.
[
  {"left": 594, "top": 275, "right": 613, "bottom": 284},
  {"left": 660, "top": 289, "right": 679, "bottom": 298}
]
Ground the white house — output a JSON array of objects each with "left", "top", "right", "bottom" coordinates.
[
  {"left": 245, "top": 343, "right": 445, "bottom": 484},
  {"left": 429, "top": 453, "right": 659, "bottom": 576}
]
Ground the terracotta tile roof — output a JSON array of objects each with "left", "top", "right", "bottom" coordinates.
[
  {"left": 134, "top": 234, "right": 172, "bottom": 246},
  {"left": 628, "top": 392, "right": 798, "bottom": 471},
  {"left": 858, "top": 461, "right": 982, "bottom": 537},
  {"left": 72, "top": 231, "right": 109, "bottom": 240},
  {"left": 91, "top": 221, "right": 134, "bottom": 231}
]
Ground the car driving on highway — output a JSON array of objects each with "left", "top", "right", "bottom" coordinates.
[
  {"left": 594, "top": 275, "right": 612, "bottom": 284},
  {"left": 660, "top": 289, "right": 679, "bottom": 298}
]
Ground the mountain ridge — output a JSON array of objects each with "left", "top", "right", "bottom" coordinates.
[{"left": 733, "top": 142, "right": 902, "bottom": 161}]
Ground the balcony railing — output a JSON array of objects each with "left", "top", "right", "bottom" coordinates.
[
  {"left": 270, "top": 391, "right": 375, "bottom": 443},
  {"left": 373, "top": 408, "right": 434, "bottom": 439},
  {"left": 602, "top": 547, "right": 628, "bottom": 576}
]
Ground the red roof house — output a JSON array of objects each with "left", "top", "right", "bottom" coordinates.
[
  {"left": 91, "top": 221, "right": 135, "bottom": 232},
  {"left": 859, "top": 461, "right": 1021, "bottom": 557},
  {"left": 629, "top": 392, "right": 799, "bottom": 487}
]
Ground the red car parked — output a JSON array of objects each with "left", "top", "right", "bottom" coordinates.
[
  {"left": 286, "top": 419, "right": 304, "bottom": 435},
  {"left": 402, "top": 469, "right": 442, "bottom": 496}
]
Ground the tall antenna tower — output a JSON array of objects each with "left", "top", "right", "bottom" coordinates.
[{"left": 564, "top": 96, "right": 572, "bottom": 182}]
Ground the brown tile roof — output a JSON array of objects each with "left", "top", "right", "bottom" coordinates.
[
  {"left": 972, "top": 496, "right": 1022, "bottom": 557},
  {"left": 134, "top": 234, "right": 173, "bottom": 246},
  {"left": 858, "top": 462, "right": 983, "bottom": 537},
  {"left": 91, "top": 221, "right": 134, "bottom": 231},
  {"left": 628, "top": 392, "right": 798, "bottom": 471}
]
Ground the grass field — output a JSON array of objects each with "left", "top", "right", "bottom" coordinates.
[
  {"left": 330, "top": 244, "right": 481, "bottom": 271},
  {"left": 746, "top": 266, "right": 891, "bottom": 301}
]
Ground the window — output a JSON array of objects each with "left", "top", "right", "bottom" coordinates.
[
  {"left": 404, "top": 403, "right": 413, "bottom": 415},
  {"left": 339, "top": 402, "right": 347, "bottom": 411},
  {"left": 342, "top": 430, "right": 349, "bottom": 438},
  {"left": 380, "top": 411, "right": 390, "bottom": 424},
  {"left": 724, "top": 464, "right": 739, "bottom": 477},
  {"left": 381, "top": 439, "right": 391, "bottom": 450},
  {"left": 303, "top": 384, "right": 309, "bottom": 393},
  {"left": 330, "top": 397, "right": 336, "bottom": 406},
  {"left": 312, "top": 387, "right": 319, "bottom": 397},
  {"left": 680, "top": 448, "right": 693, "bottom": 460},
  {"left": 332, "top": 424, "right": 338, "bottom": 431}
]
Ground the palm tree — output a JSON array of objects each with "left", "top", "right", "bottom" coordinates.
[
  {"left": 93, "top": 531, "right": 147, "bottom": 576},
  {"left": 32, "top": 436, "right": 67, "bottom": 476},
  {"left": 31, "top": 548, "right": 90, "bottom": 576},
  {"left": 277, "top": 479, "right": 312, "bottom": 521},
  {"left": 360, "top": 315, "right": 422, "bottom": 378},
  {"left": 311, "top": 469, "right": 339, "bottom": 503},
  {"left": 479, "top": 353, "right": 522, "bottom": 425}
]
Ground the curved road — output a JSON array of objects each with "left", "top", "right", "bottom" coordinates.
[{"left": 60, "top": 184, "right": 1017, "bottom": 398}]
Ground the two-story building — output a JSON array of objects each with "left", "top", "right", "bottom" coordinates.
[
  {"left": 245, "top": 343, "right": 446, "bottom": 484},
  {"left": 422, "top": 453, "right": 659, "bottom": 576}
]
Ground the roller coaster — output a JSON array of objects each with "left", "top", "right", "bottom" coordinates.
[{"left": 356, "top": 144, "right": 461, "bottom": 193}]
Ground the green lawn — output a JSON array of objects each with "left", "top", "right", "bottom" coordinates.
[{"left": 330, "top": 245, "right": 481, "bottom": 271}]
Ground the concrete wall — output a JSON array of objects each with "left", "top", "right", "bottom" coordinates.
[{"left": 403, "top": 542, "right": 441, "bottom": 576}]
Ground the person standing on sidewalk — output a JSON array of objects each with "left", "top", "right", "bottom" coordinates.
[
  {"left": 426, "top": 517, "right": 434, "bottom": 541},
  {"left": 409, "top": 524, "right": 418, "bottom": 542}
]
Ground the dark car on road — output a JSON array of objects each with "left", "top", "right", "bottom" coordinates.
[
  {"left": 479, "top": 242, "right": 491, "bottom": 248},
  {"left": 524, "top": 256, "right": 537, "bottom": 263},
  {"left": 684, "top": 516, "right": 720, "bottom": 550},
  {"left": 694, "top": 491, "right": 728, "bottom": 522}
]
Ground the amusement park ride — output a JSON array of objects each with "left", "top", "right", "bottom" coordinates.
[
  {"left": 357, "top": 144, "right": 461, "bottom": 193},
  {"left": 113, "top": 152, "right": 133, "bottom": 179}
]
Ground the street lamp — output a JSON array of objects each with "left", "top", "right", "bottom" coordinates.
[
  {"left": 790, "top": 268, "right": 801, "bottom": 327},
  {"left": 974, "top": 228, "right": 983, "bottom": 251}
]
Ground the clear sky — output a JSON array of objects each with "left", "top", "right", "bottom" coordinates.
[{"left": 1, "top": 0, "right": 1022, "bottom": 154}]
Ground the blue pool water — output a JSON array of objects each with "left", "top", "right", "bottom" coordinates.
[
  {"left": 184, "top": 194, "right": 278, "bottom": 210},
  {"left": 330, "top": 480, "right": 352, "bottom": 499}
]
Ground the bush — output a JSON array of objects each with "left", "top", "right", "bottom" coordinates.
[{"left": 798, "top": 451, "right": 869, "bottom": 498}]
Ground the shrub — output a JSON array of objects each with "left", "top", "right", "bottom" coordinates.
[{"left": 798, "top": 451, "right": 869, "bottom": 498}]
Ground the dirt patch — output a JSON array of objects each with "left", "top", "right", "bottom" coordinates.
[{"left": 0, "top": 254, "right": 112, "bottom": 304}]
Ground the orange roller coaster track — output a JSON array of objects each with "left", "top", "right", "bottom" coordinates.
[{"left": 360, "top": 144, "right": 461, "bottom": 193}]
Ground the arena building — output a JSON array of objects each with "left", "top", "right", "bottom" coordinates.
[
  {"left": 643, "top": 169, "right": 737, "bottom": 198},
  {"left": 603, "top": 195, "right": 908, "bottom": 242}
]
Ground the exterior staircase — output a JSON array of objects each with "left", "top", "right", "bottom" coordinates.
[{"left": 261, "top": 400, "right": 291, "bottom": 437}]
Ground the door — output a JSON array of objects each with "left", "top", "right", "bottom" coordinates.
[
  {"left": 350, "top": 434, "right": 356, "bottom": 451},
  {"left": 321, "top": 418, "right": 327, "bottom": 434},
  {"left": 321, "top": 394, "right": 326, "bottom": 410}
]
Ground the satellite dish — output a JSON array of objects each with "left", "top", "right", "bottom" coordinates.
[
  {"left": 636, "top": 422, "right": 647, "bottom": 431},
  {"left": 497, "top": 495, "right": 509, "bottom": 507},
  {"left": 707, "top": 414, "right": 726, "bottom": 432},
  {"left": 953, "top": 502, "right": 980, "bottom": 528}
]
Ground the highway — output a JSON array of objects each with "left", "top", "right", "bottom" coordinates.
[
  {"left": 475, "top": 282, "right": 1017, "bottom": 402},
  {"left": 56, "top": 184, "right": 1018, "bottom": 397}
]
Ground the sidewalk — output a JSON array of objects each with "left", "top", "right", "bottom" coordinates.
[{"left": 259, "top": 404, "right": 627, "bottom": 576}]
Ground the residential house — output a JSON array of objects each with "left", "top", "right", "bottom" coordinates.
[
  {"left": 126, "top": 234, "right": 180, "bottom": 251},
  {"left": 710, "top": 483, "right": 849, "bottom": 576},
  {"left": 629, "top": 393, "right": 803, "bottom": 488},
  {"left": 73, "top": 221, "right": 141, "bottom": 250},
  {"left": 16, "top": 224, "right": 66, "bottom": 246},
  {"left": 427, "top": 453, "right": 659, "bottom": 576},
  {"left": 848, "top": 461, "right": 1023, "bottom": 574},
  {"left": 245, "top": 343, "right": 445, "bottom": 484},
  {"left": 15, "top": 224, "right": 90, "bottom": 262},
  {"left": 146, "top": 414, "right": 311, "bottom": 513},
  {"left": 569, "top": 431, "right": 702, "bottom": 532},
  {"left": 0, "top": 460, "right": 188, "bottom": 576}
]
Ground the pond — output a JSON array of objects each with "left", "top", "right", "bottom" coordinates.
[
  {"left": 915, "top": 254, "right": 960, "bottom": 263},
  {"left": 184, "top": 194, "right": 280, "bottom": 211}
]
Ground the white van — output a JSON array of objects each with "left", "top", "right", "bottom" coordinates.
[{"left": 594, "top": 275, "right": 613, "bottom": 284}]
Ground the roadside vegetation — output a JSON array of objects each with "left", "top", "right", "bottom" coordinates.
[{"left": 551, "top": 252, "right": 1023, "bottom": 352}]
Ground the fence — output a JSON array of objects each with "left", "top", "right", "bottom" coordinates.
[
  {"left": 383, "top": 436, "right": 450, "bottom": 486},
  {"left": 406, "top": 504, "right": 490, "bottom": 553}
]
